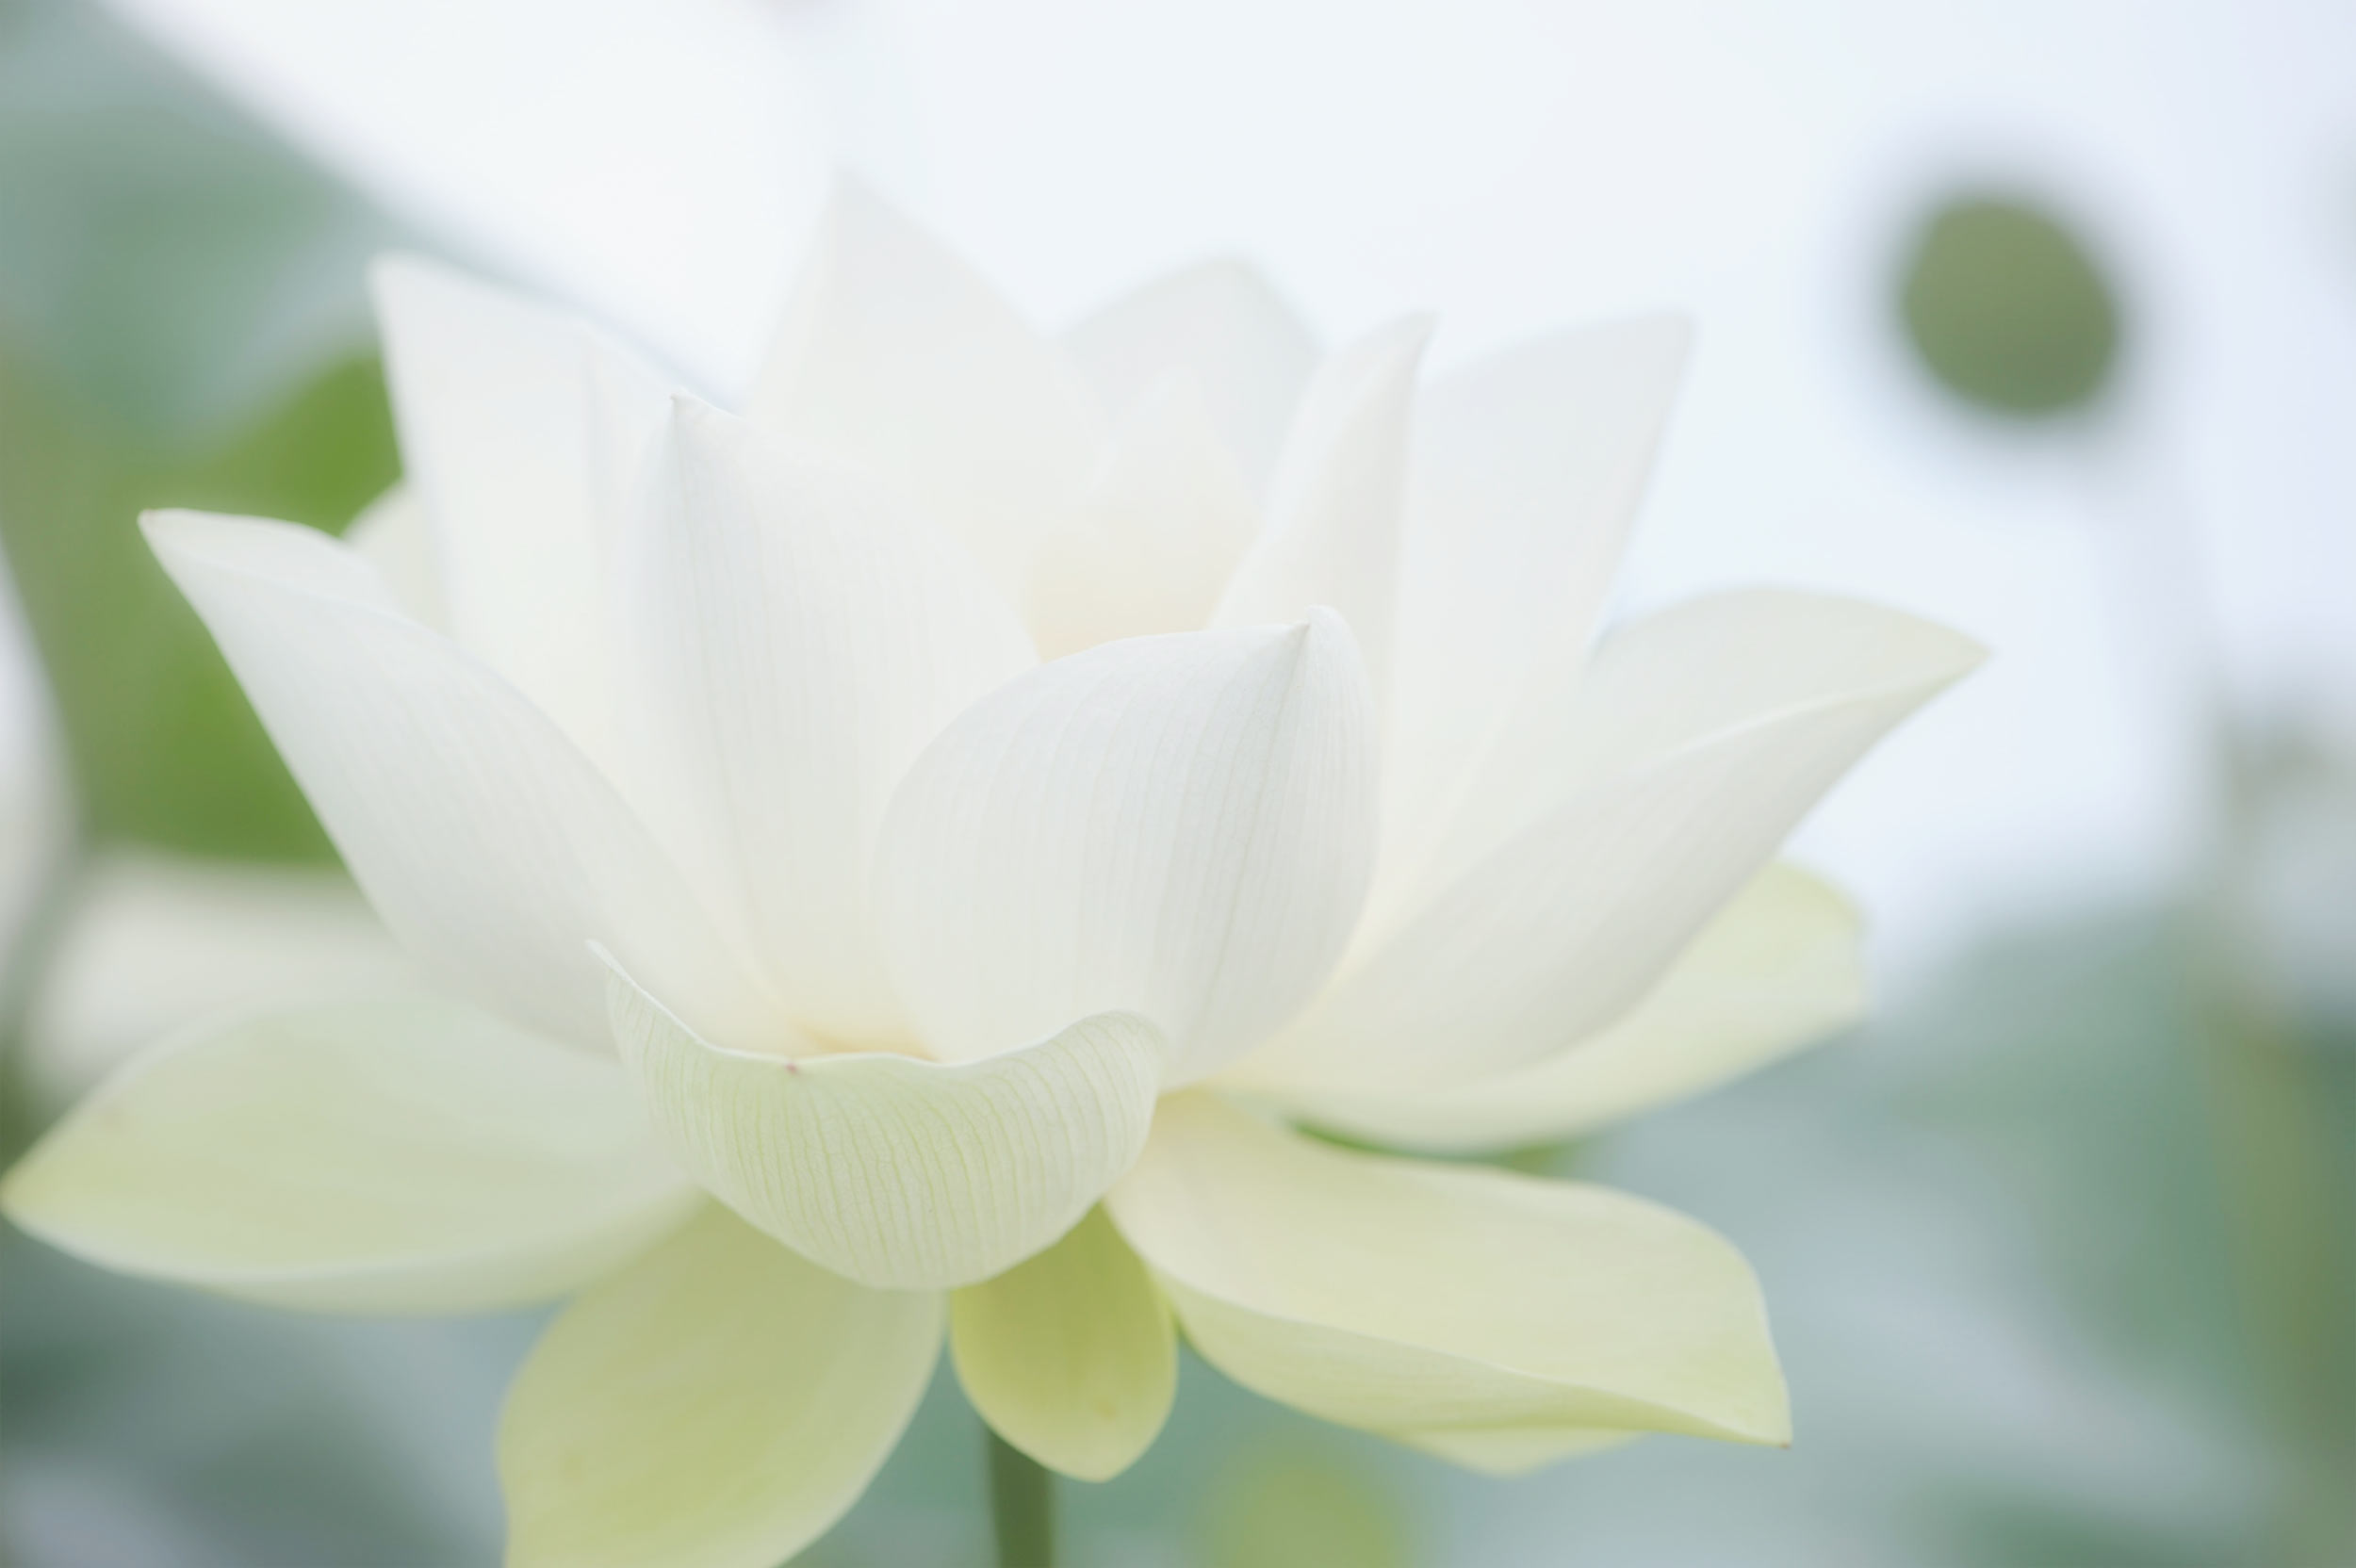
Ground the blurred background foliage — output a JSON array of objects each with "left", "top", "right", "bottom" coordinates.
[{"left": 1, "top": 0, "right": 2353, "bottom": 1564}]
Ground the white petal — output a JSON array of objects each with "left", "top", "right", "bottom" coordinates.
[
  {"left": 1214, "top": 317, "right": 1431, "bottom": 707},
  {"left": 146, "top": 510, "right": 780, "bottom": 1051},
  {"left": 749, "top": 181, "right": 1105, "bottom": 595},
  {"left": 1244, "top": 863, "right": 1864, "bottom": 1152},
  {"left": 342, "top": 483, "right": 445, "bottom": 629},
  {"left": 1023, "top": 372, "right": 1259, "bottom": 659},
  {"left": 1063, "top": 257, "right": 1321, "bottom": 492},
  {"left": 1105, "top": 1095, "right": 1789, "bottom": 1453},
  {"left": 950, "top": 1208, "right": 1176, "bottom": 1481},
  {"left": 1245, "top": 592, "right": 1980, "bottom": 1091},
  {"left": 622, "top": 398, "right": 1038, "bottom": 1042},
  {"left": 605, "top": 956, "right": 1166, "bottom": 1291},
  {"left": 500, "top": 1207, "right": 941, "bottom": 1568},
  {"left": 874, "top": 615, "right": 1379, "bottom": 1081},
  {"left": 0, "top": 999, "right": 699, "bottom": 1315},
  {"left": 1379, "top": 316, "right": 1691, "bottom": 915},
  {"left": 372, "top": 256, "right": 672, "bottom": 768}
]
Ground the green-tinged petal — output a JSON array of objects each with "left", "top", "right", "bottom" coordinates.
[
  {"left": 500, "top": 1206, "right": 941, "bottom": 1568},
  {"left": 0, "top": 1000, "right": 698, "bottom": 1315},
  {"left": 1246, "top": 863, "right": 1864, "bottom": 1152},
  {"left": 604, "top": 958, "right": 1166, "bottom": 1290},
  {"left": 951, "top": 1208, "right": 1176, "bottom": 1481},
  {"left": 22, "top": 847, "right": 426, "bottom": 1110},
  {"left": 1105, "top": 1094, "right": 1790, "bottom": 1460}
]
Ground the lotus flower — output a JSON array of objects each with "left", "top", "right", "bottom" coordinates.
[{"left": 1, "top": 185, "right": 1980, "bottom": 1565}]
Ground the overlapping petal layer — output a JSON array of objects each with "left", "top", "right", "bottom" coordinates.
[
  {"left": 0, "top": 999, "right": 697, "bottom": 1314},
  {"left": 621, "top": 398, "right": 1037, "bottom": 1040},
  {"left": 1214, "top": 317, "right": 1431, "bottom": 705},
  {"left": 146, "top": 511, "right": 779, "bottom": 1051},
  {"left": 1106, "top": 1095, "right": 1789, "bottom": 1455},
  {"left": 1252, "top": 863, "right": 1864, "bottom": 1152},
  {"left": 1247, "top": 591, "right": 1981, "bottom": 1091},
  {"left": 1023, "top": 373, "right": 1259, "bottom": 659},
  {"left": 605, "top": 958, "right": 1165, "bottom": 1290},
  {"left": 500, "top": 1207, "right": 942, "bottom": 1568},
  {"left": 1063, "top": 257, "right": 1320, "bottom": 492},
  {"left": 950, "top": 1207, "right": 1176, "bottom": 1480},
  {"left": 373, "top": 256, "right": 670, "bottom": 766},
  {"left": 1379, "top": 316, "right": 1691, "bottom": 910},
  {"left": 875, "top": 614, "right": 1378, "bottom": 1080},
  {"left": 750, "top": 181, "right": 1104, "bottom": 594}
]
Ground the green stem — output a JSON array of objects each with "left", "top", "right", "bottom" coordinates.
[{"left": 986, "top": 1428, "right": 1055, "bottom": 1568}]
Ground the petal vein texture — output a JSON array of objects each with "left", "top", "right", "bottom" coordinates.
[
  {"left": 621, "top": 397, "right": 1037, "bottom": 1041},
  {"left": 875, "top": 614, "right": 1378, "bottom": 1081},
  {"left": 146, "top": 511, "right": 782, "bottom": 1052},
  {"left": 605, "top": 957, "right": 1166, "bottom": 1290}
]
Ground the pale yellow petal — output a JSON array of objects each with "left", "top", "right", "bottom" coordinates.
[
  {"left": 951, "top": 1208, "right": 1176, "bottom": 1481},
  {"left": 1105, "top": 1095, "right": 1789, "bottom": 1460},
  {"left": 605, "top": 956, "right": 1166, "bottom": 1289},
  {"left": 0, "top": 1000, "right": 697, "bottom": 1315},
  {"left": 501, "top": 1207, "right": 941, "bottom": 1568},
  {"left": 1392, "top": 1426, "right": 1637, "bottom": 1476}
]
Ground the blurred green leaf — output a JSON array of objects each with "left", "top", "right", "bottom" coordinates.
[
  {"left": 0, "top": 0, "right": 405, "bottom": 862},
  {"left": 0, "top": 349, "right": 398, "bottom": 861},
  {"left": 1200, "top": 1444, "right": 1416, "bottom": 1568},
  {"left": 1898, "top": 194, "right": 2122, "bottom": 417}
]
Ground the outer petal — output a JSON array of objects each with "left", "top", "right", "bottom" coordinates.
[
  {"left": 1063, "top": 257, "right": 1320, "bottom": 492},
  {"left": 22, "top": 849, "right": 426, "bottom": 1110},
  {"left": 1244, "top": 864, "right": 1864, "bottom": 1152},
  {"left": 0, "top": 1000, "right": 698, "bottom": 1315},
  {"left": 873, "top": 614, "right": 1379, "bottom": 1081},
  {"left": 622, "top": 398, "right": 1038, "bottom": 1041},
  {"left": 1247, "top": 592, "right": 1981, "bottom": 1091},
  {"left": 1106, "top": 1095, "right": 1789, "bottom": 1454},
  {"left": 372, "top": 256, "right": 671, "bottom": 766},
  {"left": 146, "top": 511, "right": 780, "bottom": 1051},
  {"left": 748, "top": 181, "right": 1105, "bottom": 595},
  {"left": 1214, "top": 317, "right": 1431, "bottom": 706},
  {"left": 1379, "top": 316, "right": 1691, "bottom": 915},
  {"left": 604, "top": 957, "right": 1166, "bottom": 1291},
  {"left": 1023, "top": 372, "right": 1259, "bottom": 659},
  {"left": 500, "top": 1206, "right": 941, "bottom": 1568},
  {"left": 1395, "top": 1427, "right": 1636, "bottom": 1476},
  {"left": 950, "top": 1207, "right": 1176, "bottom": 1481}
]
